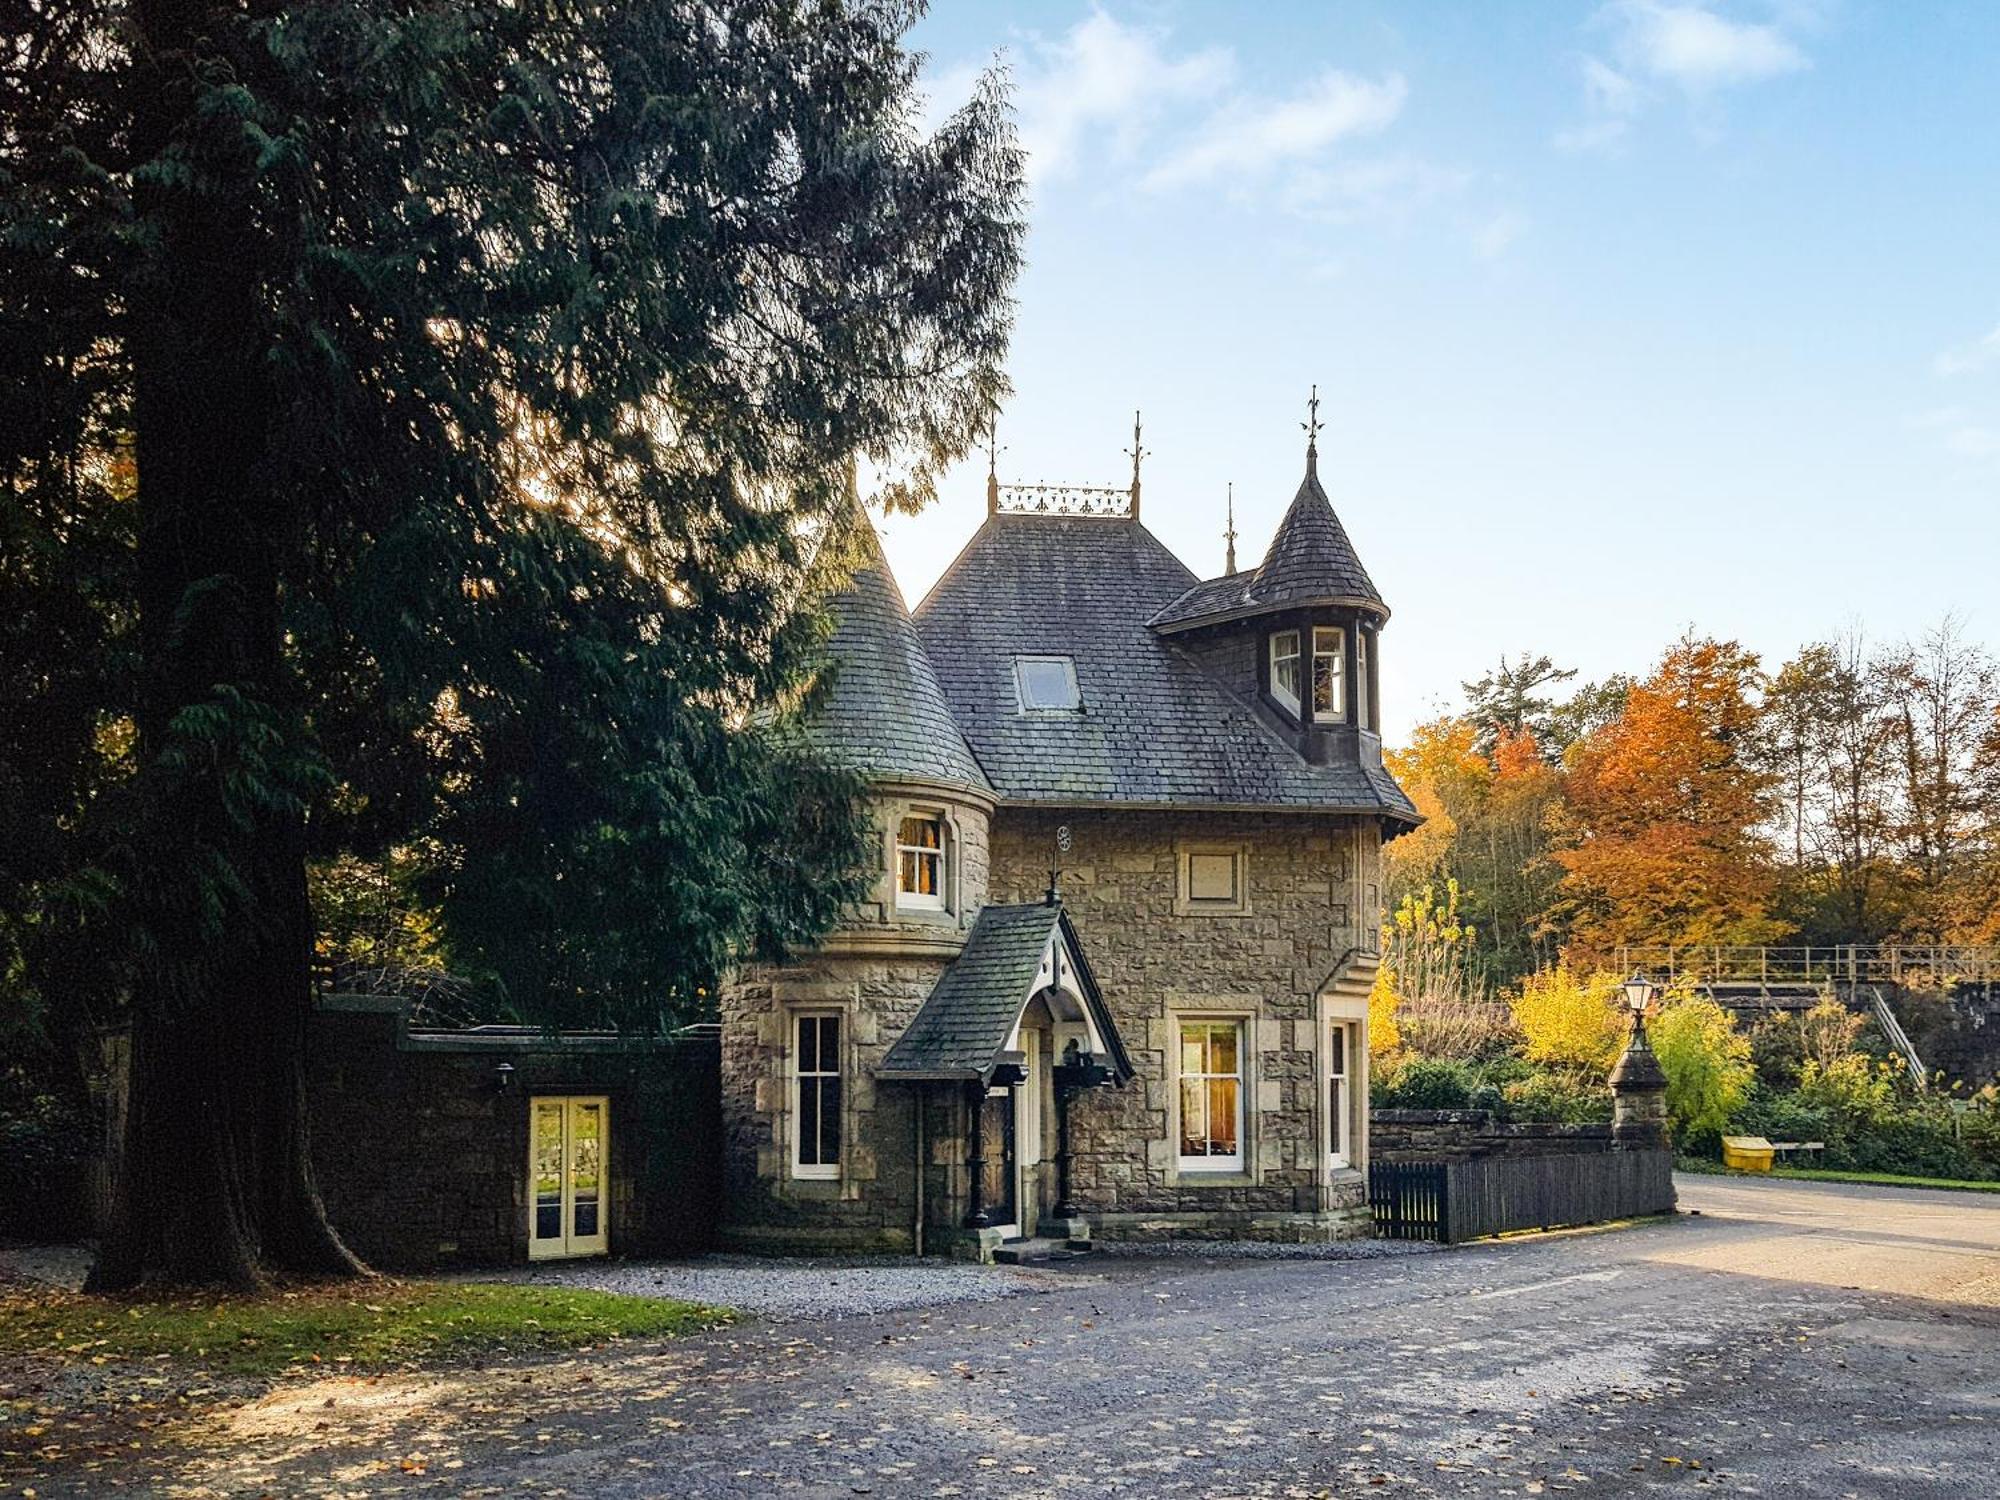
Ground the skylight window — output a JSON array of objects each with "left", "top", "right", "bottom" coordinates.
[{"left": 1014, "top": 655, "right": 1081, "bottom": 711}]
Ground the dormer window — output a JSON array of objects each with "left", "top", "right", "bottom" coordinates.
[
  {"left": 1269, "top": 630, "right": 1302, "bottom": 715},
  {"left": 1014, "top": 655, "right": 1081, "bottom": 711},
  {"left": 896, "top": 814, "right": 946, "bottom": 910},
  {"left": 1312, "top": 627, "right": 1345, "bottom": 719}
]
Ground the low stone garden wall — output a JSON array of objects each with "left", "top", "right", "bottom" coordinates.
[{"left": 1370, "top": 1108, "right": 1613, "bottom": 1164}]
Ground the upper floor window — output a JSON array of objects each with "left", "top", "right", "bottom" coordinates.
[
  {"left": 1269, "top": 630, "right": 1302, "bottom": 715},
  {"left": 1015, "top": 655, "right": 1081, "bottom": 711},
  {"left": 1356, "top": 631, "right": 1371, "bottom": 730},
  {"left": 1312, "top": 627, "right": 1345, "bottom": 719},
  {"left": 896, "top": 814, "right": 946, "bottom": 910}
]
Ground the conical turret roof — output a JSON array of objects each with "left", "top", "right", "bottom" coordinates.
[
  {"left": 1250, "top": 455, "right": 1384, "bottom": 612},
  {"left": 1147, "top": 449, "right": 1385, "bottom": 632},
  {"left": 808, "top": 505, "right": 992, "bottom": 796}
]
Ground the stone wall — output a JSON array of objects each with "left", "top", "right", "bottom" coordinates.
[
  {"left": 719, "top": 781, "right": 991, "bottom": 1253},
  {"left": 307, "top": 997, "right": 720, "bottom": 1271},
  {"left": 990, "top": 807, "right": 1383, "bottom": 1239},
  {"left": 1370, "top": 1108, "right": 1613, "bottom": 1164}
]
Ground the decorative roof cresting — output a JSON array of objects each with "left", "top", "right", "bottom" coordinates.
[{"left": 987, "top": 410, "right": 1143, "bottom": 519}]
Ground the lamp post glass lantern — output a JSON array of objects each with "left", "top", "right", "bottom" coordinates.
[
  {"left": 1620, "top": 974, "right": 1655, "bottom": 1016},
  {"left": 1620, "top": 974, "right": 1656, "bottom": 1050}
]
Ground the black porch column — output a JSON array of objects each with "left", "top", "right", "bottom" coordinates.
[
  {"left": 963, "top": 1079, "right": 990, "bottom": 1230},
  {"left": 1052, "top": 1075, "right": 1077, "bottom": 1220}
]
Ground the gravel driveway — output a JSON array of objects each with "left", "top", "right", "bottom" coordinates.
[
  {"left": 484, "top": 1253, "right": 1076, "bottom": 1320},
  {"left": 15, "top": 1175, "right": 2000, "bottom": 1497}
]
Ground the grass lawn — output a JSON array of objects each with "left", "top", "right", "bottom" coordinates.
[
  {"left": 1680, "top": 1160, "right": 2000, "bottom": 1194},
  {"left": 0, "top": 1279, "right": 730, "bottom": 1377}
]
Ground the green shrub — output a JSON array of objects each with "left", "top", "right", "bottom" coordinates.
[
  {"left": 1499, "top": 1069, "right": 1613, "bottom": 1125},
  {"left": 1734, "top": 1084, "right": 1832, "bottom": 1147},
  {"left": 1829, "top": 1107, "right": 1986, "bottom": 1180},
  {"left": 1651, "top": 998, "right": 1753, "bottom": 1144},
  {"left": 1795, "top": 1054, "right": 1897, "bottom": 1125},
  {"left": 1375, "top": 1057, "right": 1476, "bottom": 1110},
  {"left": 1748, "top": 1013, "right": 1804, "bottom": 1090},
  {"left": 0, "top": 1066, "right": 91, "bottom": 1237}
]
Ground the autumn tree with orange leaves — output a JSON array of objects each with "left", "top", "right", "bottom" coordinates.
[{"left": 1552, "top": 635, "right": 1787, "bottom": 958}]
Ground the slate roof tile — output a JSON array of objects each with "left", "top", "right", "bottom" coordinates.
[
  {"left": 807, "top": 507, "right": 993, "bottom": 795},
  {"left": 911, "top": 512, "right": 1416, "bottom": 818},
  {"left": 878, "top": 903, "right": 1135, "bottom": 1082}
]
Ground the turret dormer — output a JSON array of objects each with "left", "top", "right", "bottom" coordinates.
[{"left": 1147, "top": 397, "right": 1389, "bottom": 770}]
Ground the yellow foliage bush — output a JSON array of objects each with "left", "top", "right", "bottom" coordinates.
[
  {"left": 1368, "top": 959, "right": 1401, "bottom": 1057},
  {"left": 1510, "top": 964, "right": 1627, "bottom": 1073}
]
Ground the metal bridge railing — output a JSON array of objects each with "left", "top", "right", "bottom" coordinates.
[{"left": 1611, "top": 945, "right": 2000, "bottom": 989}]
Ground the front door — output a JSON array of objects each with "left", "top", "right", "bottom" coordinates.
[
  {"left": 980, "top": 1086, "right": 1018, "bottom": 1231},
  {"left": 528, "top": 1096, "right": 610, "bottom": 1260},
  {"left": 1016, "top": 1030, "right": 1042, "bottom": 1234}
]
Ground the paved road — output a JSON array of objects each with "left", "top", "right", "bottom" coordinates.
[{"left": 30, "top": 1175, "right": 2000, "bottom": 1497}]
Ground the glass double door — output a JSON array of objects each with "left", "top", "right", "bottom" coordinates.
[{"left": 529, "top": 1096, "right": 609, "bottom": 1260}]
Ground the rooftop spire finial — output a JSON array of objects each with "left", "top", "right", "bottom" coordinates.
[
  {"left": 985, "top": 410, "right": 1002, "bottom": 515},
  {"left": 1302, "top": 384, "right": 1323, "bottom": 474},
  {"left": 1224, "top": 481, "right": 1238, "bottom": 574},
  {"left": 1124, "top": 409, "right": 1147, "bottom": 520}
]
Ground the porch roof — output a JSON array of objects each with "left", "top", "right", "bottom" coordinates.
[{"left": 876, "top": 901, "right": 1133, "bottom": 1085}]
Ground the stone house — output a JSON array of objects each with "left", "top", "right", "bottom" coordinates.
[{"left": 722, "top": 422, "right": 1419, "bottom": 1256}]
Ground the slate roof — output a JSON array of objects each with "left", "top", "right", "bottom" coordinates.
[
  {"left": 911, "top": 512, "right": 1417, "bottom": 817},
  {"left": 807, "top": 507, "right": 993, "bottom": 796},
  {"left": 1149, "top": 456, "right": 1385, "bottom": 631},
  {"left": 877, "top": 902, "right": 1134, "bottom": 1082}
]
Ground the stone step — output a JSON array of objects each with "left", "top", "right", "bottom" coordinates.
[{"left": 992, "top": 1237, "right": 1095, "bottom": 1265}]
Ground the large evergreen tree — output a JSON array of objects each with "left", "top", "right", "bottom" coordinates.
[{"left": 2, "top": 0, "right": 1024, "bottom": 1288}]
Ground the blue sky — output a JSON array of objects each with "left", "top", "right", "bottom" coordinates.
[{"left": 873, "top": 1, "right": 2000, "bottom": 741}]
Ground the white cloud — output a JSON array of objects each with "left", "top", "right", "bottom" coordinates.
[
  {"left": 1615, "top": 1, "right": 1808, "bottom": 89},
  {"left": 1935, "top": 323, "right": 2000, "bottom": 378},
  {"left": 1558, "top": 4, "right": 1813, "bottom": 150},
  {"left": 923, "top": 8, "right": 1479, "bottom": 235},
  {"left": 1471, "top": 210, "right": 1528, "bottom": 260},
  {"left": 1142, "top": 69, "right": 1407, "bottom": 190},
  {"left": 1007, "top": 10, "right": 1234, "bottom": 183},
  {"left": 1913, "top": 404, "right": 2000, "bottom": 465},
  {"left": 1282, "top": 155, "right": 1470, "bottom": 226}
]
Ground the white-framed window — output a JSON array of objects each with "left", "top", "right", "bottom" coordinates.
[
  {"left": 1269, "top": 630, "right": 1302, "bottom": 715},
  {"left": 1356, "top": 630, "right": 1371, "bottom": 730},
  {"left": 1176, "top": 843, "right": 1249, "bottom": 916},
  {"left": 1014, "top": 654, "right": 1081, "bottom": 711},
  {"left": 1327, "top": 1022, "right": 1354, "bottom": 1169},
  {"left": 1312, "top": 626, "right": 1345, "bottom": 720},
  {"left": 792, "top": 1011, "right": 842, "bottom": 1180},
  {"left": 1177, "top": 1018, "right": 1244, "bottom": 1172},
  {"left": 896, "top": 813, "right": 946, "bottom": 910}
]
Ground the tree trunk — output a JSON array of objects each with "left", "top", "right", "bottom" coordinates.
[{"left": 89, "top": 2, "right": 366, "bottom": 1291}]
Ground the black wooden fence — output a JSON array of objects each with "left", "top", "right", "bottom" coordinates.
[{"left": 1369, "top": 1150, "right": 1675, "bottom": 1244}]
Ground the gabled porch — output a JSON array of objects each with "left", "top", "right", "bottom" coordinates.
[{"left": 877, "top": 898, "right": 1133, "bottom": 1259}]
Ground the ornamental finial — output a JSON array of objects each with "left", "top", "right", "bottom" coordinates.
[
  {"left": 985, "top": 411, "right": 1002, "bottom": 516},
  {"left": 1224, "top": 481, "right": 1238, "bottom": 574},
  {"left": 1302, "top": 384, "right": 1323, "bottom": 474},
  {"left": 1124, "top": 409, "right": 1147, "bottom": 520}
]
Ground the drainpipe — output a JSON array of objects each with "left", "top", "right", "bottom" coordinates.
[{"left": 913, "top": 1086, "right": 926, "bottom": 1257}]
